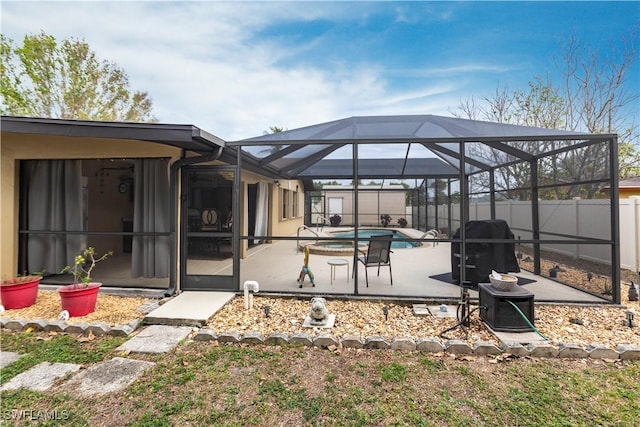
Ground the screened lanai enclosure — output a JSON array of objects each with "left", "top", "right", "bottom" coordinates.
[
  {"left": 3, "top": 114, "right": 621, "bottom": 305},
  {"left": 230, "top": 115, "right": 621, "bottom": 304}
]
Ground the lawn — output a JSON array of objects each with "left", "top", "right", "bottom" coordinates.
[{"left": 1, "top": 331, "right": 639, "bottom": 426}]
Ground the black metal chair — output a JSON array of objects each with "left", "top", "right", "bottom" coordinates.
[{"left": 354, "top": 235, "right": 394, "bottom": 286}]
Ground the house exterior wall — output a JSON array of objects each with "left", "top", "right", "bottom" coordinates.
[
  {"left": 272, "top": 180, "right": 305, "bottom": 236},
  {"left": 236, "top": 173, "right": 304, "bottom": 250},
  {"left": 619, "top": 188, "right": 640, "bottom": 199},
  {"left": 0, "top": 133, "right": 180, "bottom": 279},
  {"left": 0, "top": 132, "right": 304, "bottom": 280}
]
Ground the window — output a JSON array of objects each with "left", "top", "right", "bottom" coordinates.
[
  {"left": 293, "top": 190, "right": 299, "bottom": 217},
  {"left": 281, "top": 188, "right": 290, "bottom": 219},
  {"left": 281, "top": 188, "right": 300, "bottom": 220}
]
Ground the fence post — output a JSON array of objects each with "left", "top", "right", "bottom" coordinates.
[
  {"left": 631, "top": 196, "right": 640, "bottom": 272},
  {"left": 573, "top": 197, "right": 580, "bottom": 260}
]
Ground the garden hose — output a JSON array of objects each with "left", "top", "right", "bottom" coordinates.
[
  {"left": 505, "top": 299, "right": 549, "bottom": 340},
  {"left": 438, "top": 305, "right": 483, "bottom": 340}
]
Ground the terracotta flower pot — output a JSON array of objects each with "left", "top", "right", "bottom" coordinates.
[
  {"left": 0, "top": 276, "right": 41, "bottom": 309},
  {"left": 58, "top": 282, "right": 101, "bottom": 317}
]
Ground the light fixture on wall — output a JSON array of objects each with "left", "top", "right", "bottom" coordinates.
[{"left": 274, "top": 180, "right": 281, "bottom": 187}]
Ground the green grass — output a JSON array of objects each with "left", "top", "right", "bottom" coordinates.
[
  {"left": 1, "top": 331, "right": 639, "bottom": 426},
  {"left": 0, "top": 331, "right": 126, "bottom": 385},
  {"left": 380, "top": 361, "right": 408, "bottom": 382}
]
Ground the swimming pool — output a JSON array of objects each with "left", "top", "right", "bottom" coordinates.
[
  {"left": 331, "top": 229, "right": 422, "bottom": 249},
  {"left": 302, "top": 228, "right": 422, "bottom": 256}
]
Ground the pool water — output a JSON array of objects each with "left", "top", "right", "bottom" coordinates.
[{"left": 331, "top": 229, "right": 421, "bottom": 249}]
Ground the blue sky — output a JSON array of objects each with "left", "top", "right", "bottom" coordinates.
[{"left": 1, "top": 1, "right": 638, "bottom": 141}]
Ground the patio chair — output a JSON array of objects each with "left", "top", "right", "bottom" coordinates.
[
  {"left": 354, "top": 235, "right": 394, "bottom": 286},
  {"left": 200, "top": 208, "right": 220, "bottom": 231}
]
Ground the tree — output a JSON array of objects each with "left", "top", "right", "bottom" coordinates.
[
  {"left": 259, "top": 125, "right": 287, "bottom": 156},
  {"left": 1, "top": 31, "right": 155, "bottom": 122},
  {"left": 267, "top": 126, "right": 285, "bottom": 133},
  {"left": 453, "top": 28, "right": 639, "bottom": 189}
]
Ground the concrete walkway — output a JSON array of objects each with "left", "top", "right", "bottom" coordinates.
[
  {"left": 0, "top": 292, "right": 236, "bottom": 395},
  {"left": 144, "top": 291, "right": 235, "bottom": 326},
  {"left": 0, "top": 324, "right": 182, "bottom": 395},
  {"left": 1, "top": 362, "right": 82, "bottom": 392},
  {"left": 0, "top": 351, "right": 23, "bottom": 369},
  {"left": 117, "top": 325, "right": 192, "bottom": 354}
]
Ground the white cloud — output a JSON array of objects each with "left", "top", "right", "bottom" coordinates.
[
  {"left": 0, "top": 2, "right": 386, "bottom": 138},
  {"left": 10, "top": 0, "right": 624, "bottom": 144}
]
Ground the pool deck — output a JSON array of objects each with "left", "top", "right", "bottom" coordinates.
[
  {"left": 87, "top": 227, "right": 611, "bottom": 304},
  {"left": 213, "top": 227, "right": 610, "bottom": 304}
]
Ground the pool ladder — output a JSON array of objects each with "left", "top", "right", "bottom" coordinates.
[
  {"left": 311, "top": 215, "right": 331, "bottom": 232},
  {"left": 296, "top": 225, "right": 320, "bottom": 253}
]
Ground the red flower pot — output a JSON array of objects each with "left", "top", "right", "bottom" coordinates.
[
  {"left": 58, "top": 282, "right": 101, "bottom": 317},
  {"left": 0, "top": 276, "right": 41, "bottom": 309}
]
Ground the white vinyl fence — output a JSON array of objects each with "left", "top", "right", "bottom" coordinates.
[
  {"left": 619, "top": 197, "right": 640, "bottom": 272},
  {"left": 422, "top": 196, "right": 640, "bottom": 272}
]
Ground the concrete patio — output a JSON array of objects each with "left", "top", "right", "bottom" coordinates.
[
  {"left": 187, "top": 227, "right": 609, "bottom": 304},
  {"left": 75, "top": 226, "right": 610, "bottom": 304}
]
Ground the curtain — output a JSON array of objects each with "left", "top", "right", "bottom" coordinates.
[
  {"left": 27, "top": 160, "right": 84, "bottom": 276},
  {"left": 253, "top": 182, "right": 269, "bottom": 244},
  {"left": 132, "top": 158, "right": 170, "bottom": 277}
]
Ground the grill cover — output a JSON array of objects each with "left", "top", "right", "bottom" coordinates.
[{"left": 451, "top": 220, "right": 520, "bottom": 286}]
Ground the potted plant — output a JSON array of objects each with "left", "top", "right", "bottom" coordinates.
[
  {"left": 329, "top": 214, "right": 342, "bottom": 227},
  {"left": 380, "top": 214, "right": 392, "bottom": 227},
  {"left": 59, "top": 247, "right": 112, "bottom": 317},
  {"left": 1, "top": 274, "right": 42, "bottom": 310},
  {"left": 397, "top": 217, "right": 408, "bottom": 228}
]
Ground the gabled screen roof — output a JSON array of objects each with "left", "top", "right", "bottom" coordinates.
[
  {"left": 236, "top": 114, "right": 586, "bottom": 145},
  {"left": 231, "top": 114, "right": 600, "bottom": 180}
]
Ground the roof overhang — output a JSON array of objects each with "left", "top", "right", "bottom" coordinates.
[{"left": 1, "top": 116, "right": 225, "bottom": 153}]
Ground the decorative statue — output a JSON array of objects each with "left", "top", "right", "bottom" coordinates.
[
  {"left": 307, "top": 297, "right": 329, "bottom": 325},
  {"left": 297, "top": 246, "right": 315, "bottom": 287},
  {"left": 629, "top": 281, "right": 638, "bottom": 302}
]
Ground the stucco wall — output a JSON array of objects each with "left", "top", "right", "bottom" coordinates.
[
  {"left": 271, "top": 180, "right": 305, "bottom": 236},
  {"left": 0, "top": 133, "right": 180, "bottom": 279},
  {"left": 1, "top": 132, "right": 304, "bottom": 280}
]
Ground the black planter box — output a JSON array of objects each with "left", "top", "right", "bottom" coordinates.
[{"left": 479, "top": 283, "right": 534, "bottom": 332}]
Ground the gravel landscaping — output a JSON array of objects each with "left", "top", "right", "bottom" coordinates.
[{"left": 2, "top": 268, "right": 638, "bottom": 351}]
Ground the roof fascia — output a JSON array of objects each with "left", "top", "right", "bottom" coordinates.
[{"left": 1, "top": 116, "right": 224, "bottom": 152}]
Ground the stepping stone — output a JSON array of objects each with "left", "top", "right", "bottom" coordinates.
[
  {"left": 490, "top": 329, "right": 547, "bottom": 346},
  {"left": 0, "top": 362, "right": 81, "bottom": 391},
  {"left": 117, "top": 325, "right": 192, "bottom": 354},
  {"left": 0, "top": 351, "right": 23, "bottom": 369},
  {"left": 144, "top": 291, "right": 235, "bottom": 326},
  {"left": 413, "top": 304, "right": 457, "bottom": 318},
  {"left": 63, "top": 357, "right": 155, "bottom": 396}
]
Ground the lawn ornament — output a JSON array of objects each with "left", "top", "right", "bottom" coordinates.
[
  {"left": 307, "top": 297, "right": 330, "bottom": 326},
  {"left": 629, "top": 281, "right": 638, "bottom": 302},
  {"left": 297, "top": 246, "right": 315, "bottom": 287}
]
